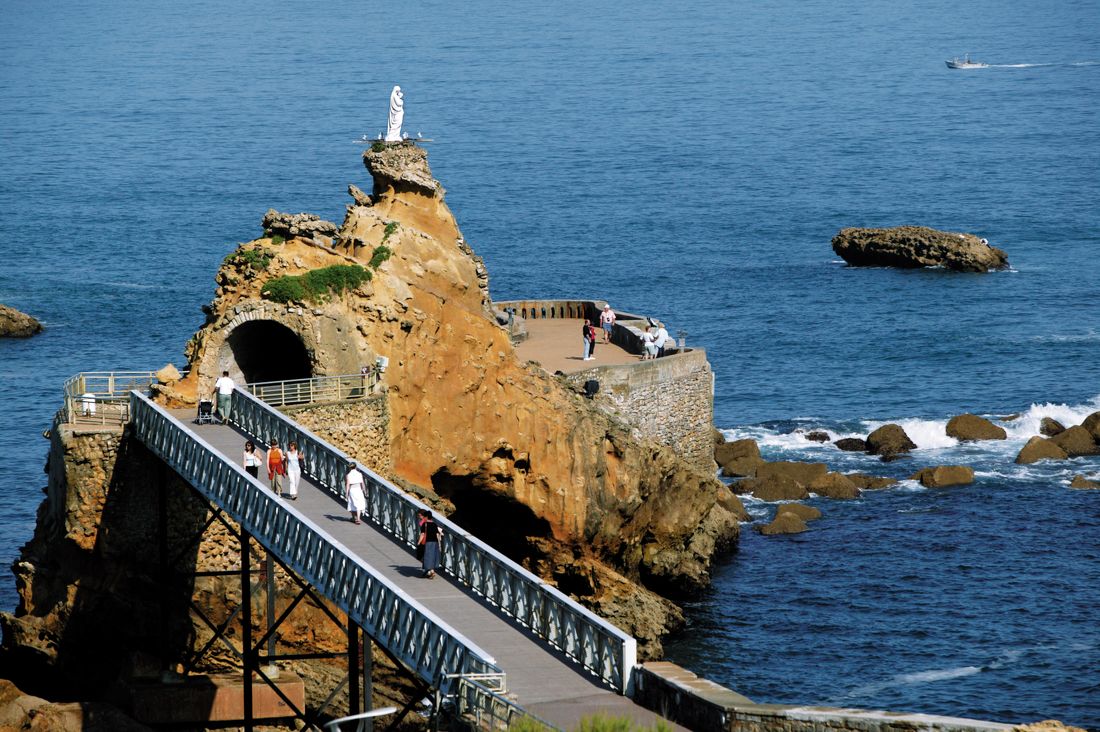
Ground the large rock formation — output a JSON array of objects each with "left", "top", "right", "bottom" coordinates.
[
  {"left": 1015, "top": 436, "right": 1068, "bottom": 465},
  {"left": 866, "top": 424, "right": 917, "bottom": 459},
  {"left": 0, "top": 304, "right": 43, "bottom": 337},
  {"left": 172, "top": 143, "right": 739, "bottom": 649},
  {"left": 946, "top": 413, "right": 1007, "bottom": 441},
  {"left": 831, "top": 226, "right": 1009, "bottom": 272}
]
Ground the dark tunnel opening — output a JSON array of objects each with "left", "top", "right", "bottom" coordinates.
[{"left": 226, "top": 320, "right": 312, "bottom": 384}]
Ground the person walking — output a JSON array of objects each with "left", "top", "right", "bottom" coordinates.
[
  {"left": 417, "top": 509, "right": 442, "bottom": 578},
  {"left": 242, "top": 441, "right": 261, "bottom": 478},
  {"left": 285, "top": 441, "right": 302, "bottom": 500},
  {"left": 653, "top": 321, "right": 670, "bottom": 357},
  {"left": 267, "top": 439, "right": 285, "bottom": 497},
  {"left": 600, "top": 304, "right": 616, "bottom": 343},
  {"left": 213, "top": 370, "right": 235, "bottom": 423},
  {"left": 345, "top": 461, "right": 366, "bottom": 524}
]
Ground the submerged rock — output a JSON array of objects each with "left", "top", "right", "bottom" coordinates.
[
  {"left": 831, "top": 225, "right": 1009, "bottom": 272},
  {"left": 1070, "top": 475, "right": 1100, "bottom": 490},
  {"left": 1015, "top": 436, "right": 1068, "bottom": 465},
  {"left": 946, "top": 413, "right": 1007, "bottom": 441},
  {"left": 0, "top": 304, "right": 43, "bottom": 337},
  {"left": 834, "top": 437, "right": 868, "bottom": 452},
  {"left": 755, "top": 511, "right": 807, "bottom": 536},
  {"left": 910, "top": 465, "right": 975, "bottom": 488},
  {"left": 846, "top": 473, "right": 898, "bottom": 490},
  {"left": 804, "top": 430, "right": 830, "bottom": 443},
  {"left": 777, "top": 503, "right": 822, "bottom": 522}
]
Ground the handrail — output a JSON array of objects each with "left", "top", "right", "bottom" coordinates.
[
  {"left": 60, "top": 371, "right": 159, "bottom": 426},
  {"left": 243, "top": 372, "right": 380, "bottom": 408},
  {"left": 454, "top": 676, "right": 562, "bottom": 732},
  {"left": 129, "top": 392, "right": 501, "bottom": 694},
  {"left": 229, "top": 387, "right": 638, "bottom": 694}
]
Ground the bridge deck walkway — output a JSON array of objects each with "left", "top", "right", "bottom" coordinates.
[{"left": 170, "top": 410, "right": 682, "bottom": 731}]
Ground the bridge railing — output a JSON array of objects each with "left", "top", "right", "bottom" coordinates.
[
  {"left": 454, "top": 676, "right": 561, "bottom": 732},
  {"left": 230, "top": 387, "right": 638, "bottom": 695},
  {"left": 243, "top": 372, "right": 380, "bottom": 408},
  {"left": 129, "top": 392, "right": 501, "bottom": 694},
  {"left": 61, "top": 371, "right": 160, "bottom": 426}
]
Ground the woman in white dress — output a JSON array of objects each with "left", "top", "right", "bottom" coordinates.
[
  {"left": 345, "top": 461, "right": 367, "bottom": 525},
  {"left": 285, "top": 442, "right": 302, "bottom": 500}
]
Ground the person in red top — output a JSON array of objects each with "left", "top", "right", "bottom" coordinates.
[{"left": 267, "top": 438, "right": 286, "bottom": 497}]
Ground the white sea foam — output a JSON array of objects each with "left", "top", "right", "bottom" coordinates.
[
  {"left": 898, "top": 666, "right": 982, "bottom": 684},
  {"left": 863, "top": 417, "right": 958, "bottom": 450}
]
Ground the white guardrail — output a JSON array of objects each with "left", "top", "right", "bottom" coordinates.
[{"left": 228, "top": 386, "right": 638, "bottom": 695}]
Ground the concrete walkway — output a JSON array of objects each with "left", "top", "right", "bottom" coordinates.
[
  {"left": 513, "top": 319, "right": 641, "bottom": 375},
  {"left": 169, "top": 409, "right": 684, "bottom": 732}
]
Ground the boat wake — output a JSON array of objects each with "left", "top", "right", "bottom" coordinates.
[{"left": 985, "top": 61, "right": 1099, "bottom": 69}]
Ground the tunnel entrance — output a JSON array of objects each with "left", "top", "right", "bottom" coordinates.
[{"left": 226, "top": 320, "right": 312, "bottom": 384}]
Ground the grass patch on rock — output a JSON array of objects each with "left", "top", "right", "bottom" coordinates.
[{"left": 261, "top": 264, "right": 371, "bottom": 304}]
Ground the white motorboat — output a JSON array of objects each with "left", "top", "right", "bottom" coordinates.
[{"left": 946, "top": 54, "right": 989, "bottom": 69}]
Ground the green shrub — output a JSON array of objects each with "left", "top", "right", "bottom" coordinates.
[
  {"left": 369, "top": 245, "right": 392, "bottom": 269},
  {"left": 224, "top": 246, "right": 274, "bottom": 274},
  {"left": 261, "top": 264, "right": 371, "bottom": 304},
  {"left": 382, "top": 221, "right": 399, "bottom": 242},
  {"left": 371, "top": 141, "right": 386, "bottom": 153},
  {"left": 269, "top": 234, "right": 286, "bottom": 245}
]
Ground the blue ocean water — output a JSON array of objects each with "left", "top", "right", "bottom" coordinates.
[{"left": 2, "top": 0, "right": 1098, "bottom": 727}]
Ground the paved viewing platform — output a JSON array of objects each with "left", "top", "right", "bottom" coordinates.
[{"left": 514, "top": 317, "right": 640, "bottom": 374}]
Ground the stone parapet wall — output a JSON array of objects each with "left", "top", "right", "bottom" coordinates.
[
  {"left": 565, "top": 350, "right": 716, "bottom": 473},
  {"left": 283, "top": 394, "right": 393, "bottom": 478},
  {"left": 633, "top": 662, "right": 1015, "bottom": 732}
]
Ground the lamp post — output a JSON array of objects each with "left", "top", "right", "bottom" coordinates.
[{"left": 677, "top": 329, "right": 687, "bottom": 349}]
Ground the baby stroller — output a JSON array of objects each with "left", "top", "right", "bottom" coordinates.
[{"left": 196, "top": 399, "right": 216, "bottom": 425}]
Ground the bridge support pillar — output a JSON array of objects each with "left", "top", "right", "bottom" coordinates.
[{"left": 241, "top": 528, "right": 254, "bottom": 732}]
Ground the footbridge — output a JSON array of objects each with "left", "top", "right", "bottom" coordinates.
[{"left": 119, "top": 378, "right": 677, "bottom": 731}]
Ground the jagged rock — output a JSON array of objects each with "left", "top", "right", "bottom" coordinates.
[
  {"left": 0, "top": 304, "right": 43, "bottom": 337},
  {"left": 363, "top": 142, "right": 440, "bottom": 195},
  {"left": 741, "top": 474, "right": 809, "bottom": 502},
  {"left": 910, "top": 465, "right": 975, "bottom": 488},
  {"left": 846, "top": 473, "right": 898, "bottom": 490},
  {"left": 1014, "top": 720, "right": 1088, "bottom": 732},
  {"left": 1070, "top": 475, "right": 1100, "bottom": 490},
  {"left": 348, "top": 183, "right": 373, "bottom": 207},
  {"left": 755, "top": 461, "right": 828, "bottom": 486},
  {"left": 804, "top": 430, "right": 829, "bottom": 442},
  {"left": 946, "top": 413, "right": 1007, "bottom": 441},
  {"left": 831, "top": 225, "right": 1010, "bottom": 272},
  {"left": 866, "top": 424, "right": 917, "bottom": 458},
  {"left": 1049, "top": 425, "right": 1100, "bottom": 457},
  {"left": 154, "top": 363, "right": 181, "bottom": 384},
  {"left": 777, "top": 503, "right": 822, "bottom": 522},
  {"left": 1015, "top": 436, "right": 1068, "bottom": 464},
  {"left": 755, "top": 512, "right": 807, "bottom": 536},
  {"left": 716, "top": 439, "right": 764, "bottom": 478},
  {"left": 1040, "top": 417, "right": 1066, "bottom": 436},
  {"left": 715, "top": 485, "right": 750, "bottom": 521},
  {"left": 834, "top": 437, "right": 868, "bottom": 452},
  {"left": 262, "top": 209, "right": 338, "bottom": 240},
  {"left": 1080, "top": 411, "right": 1100, "bottom": 441},
  {"left": 808, "top": 472, "right": 861, "bottom": 499}
]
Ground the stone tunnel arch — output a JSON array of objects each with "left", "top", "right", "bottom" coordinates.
[{"left": 226, "top": 320, "right": 312, "bottom": 384}]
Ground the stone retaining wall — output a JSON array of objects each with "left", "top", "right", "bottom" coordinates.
[
  {"left": 633, "top": 662, "right": 1015, "bottom": 732},
  {"left": 283, "top": 394, "right": 393, "bottom": 478},
  {"left": 565, "top": 350, "right": 716, "bottom": 473}
]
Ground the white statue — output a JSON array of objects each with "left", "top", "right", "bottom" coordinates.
[{"left": 385, "top": 85, "right": 404, "bottom": 142}]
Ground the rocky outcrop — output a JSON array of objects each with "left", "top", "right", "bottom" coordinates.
[
  {"left": 1049, "top": 426, "right": 1099, "bottom": 457},
  {"left": 1014, "top": 720, "right": 1088, "bottom": 732},
  {"left": 261, "top": 209, "right": 338, "bottom": 241},
  {"left": 808, "top": 472, "right": 860, "bottom": 499},
  {"left": 738, "top": 474, "right": 808, "bottom": 502},
  {"left": 1081, "top": 411, "right": 1100, "bottom": 441},
  {"left": 1015, "top": 436, "right": 1068, "bottom": 464},
  {"left": 716, "top": 438, "right": 764, "bottom": 478},
  {"left": 831, "top": 225, "right": 1009, "bottom": 272},
  {"left": 804, "top": 430, "right": 829, "bottom": 443},
  {"left": 776, "top": 503, "right": 822, "bottom": 522},
  {"left": 1040, "top": 417, "right": 1065, "bottom": 437},
  {"left": 866, "top": 424, "right": 916, "bottom": 459},
  {"left": 911, "top": 465, "right": 975, "bottom": 488},
  {"left": 0, "top": 304, "right": 43, "bottom": 337},
  {"left": 946, "top": 413, "right": 1007, "bottom": 441},
  {"left": 166, "top": 145, "right": 737, "bottom": 653},
  {"left": 834, "top": 437, "right": 867, "bottom": 452},
  {"left": 1070, "top": 475, "right": 1100, "bottom": 490},
  {"left": 755, "top": 461, "right": 828, "bottom": 486},
  {"left": 755, "top": 512, "right": 807, "bottom": 536},
  {"left": 846, "top": 473, "right": 898, "bottom": 490}
]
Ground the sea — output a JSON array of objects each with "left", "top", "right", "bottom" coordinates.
[{"left": 1, "top": 0, "right": 1098, "bottom": 727}]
